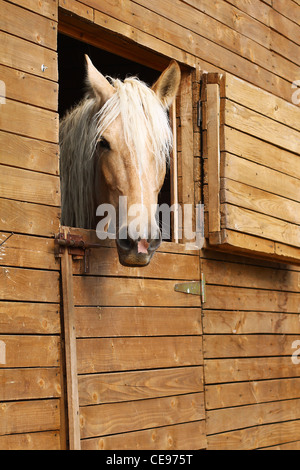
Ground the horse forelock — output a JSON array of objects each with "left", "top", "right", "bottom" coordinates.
[{"left": 94, "top": 77, "right": 173, "bottom": 173}]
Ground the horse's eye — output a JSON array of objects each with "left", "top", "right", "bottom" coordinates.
[{"left": 99, "top": 138, "right": 110, "bottom": 150}]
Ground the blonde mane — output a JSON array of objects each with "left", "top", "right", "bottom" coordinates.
[
  {"left": 60, "top": 76, "right": 173, "bottom": 229},
  {"left": 95, "top": 77, "right": 173, "bottom": 173}
]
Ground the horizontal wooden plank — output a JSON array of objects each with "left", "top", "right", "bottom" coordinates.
[
  {"left": 0, "top": 64, "right": 58, "bottom": 111},
  {"left": 0, "top": 99, "right": 58, "bottom": 143},
  {"left": 67, "top": 227, "right": 199, "bottom": 255},
  {"left": 0, "top": 335, "right": 60, "bottom": 368},
  {"left": 207, "top": 398, "right": 300, "bottom": 435},
  {"left": 8, "top": 0, "right": 57, "bottom": 20},
  {"left": 75, "top": 307, "right": 201, "bottom": 337},
  {"left": 80, "top": 393, "right": 205, "bottom": 438},
  {"left": 270, "top": 28, "right": 300, "bottom": 66},
  {"left": 73, "top": 277, "right": 201, "bottom": 307},
  {"left": 207, "top": 419, "right": 300, "bottom": 450},
  {"left": 170, "top": 0, "right": 297, "bottom": 84},
  {"left": 81, "top": 421, "right": 206, "bottom": 450},
  {"left": 0, "top": 431, "right": 60, "bottom": 450},
  {"left": 270, "top": 7, "right": 300, "bottom": 46},
  {"left": 222, "top": 128, "right": 300, "bottom": 180},
  {"left": 0, "top": 368, "right": 61, "bottom": 401},
  {"left": 0, "top": 198, "right": 60, "bottom": 237},
  {"left": 0, "top": 31, "right": 57, "bottom": 81},
  {"left": 169, "top": 0, "right": 271, "bottom": 50},
  {"left": 225, "top": 0, "right": 300, "bottom": 45},
  {"left": 0, "top": 232, "right": 59, "bottom": 271},
  {"left": 221, "top": 179, "right": 300, "bottom": 226},
  {"left": 0, "top": 267, "right": 60, "bottom": 303},
  {"left": 203, "top": 258, "right": 300, "bottom": 292},
  {"left": 205, "top": 378, "right": 300, "bottom": 410},
  {"left": 187, "top": 0, "right": 300, "bottom": 67},
  {"left": 272, "top": 0, "right": 300, "bottom": 26},
  {"left": 223, "top": 153, "right": 300, "bottom": 203},
  {"left": 92, "top": 0, "right": 294, "bottom": 102},
  {"left": 137, "top": 0, "right": 288, "bottom": 83},
  {"left": 205, "top": 284, "right": 300, "bottom": 312},
  {"left": 201, "top": 245, "right": 294, "bottom": 268},
  {"left": 204, "top": 357, "right": 300, "bottom": 384},
  {"left": 223, "top": 100, "right": 300, "bottom": 155},
  {"left": 213, "top": 229, "right": 300, "bottom": 265},
  {"left": 224, "top": 74, "right": 300, "bottom": 132},
  {"left": 222, "top": 204, "right": 300, "bottom": 248},
  {"left": 203, "top": 311, "right": 300, "bottom": 335},
  {"left": 73, "top": 247, "right": 199, "bottom": 280},
  {"left": 78, "top": 366, "right": 203, "bottom": 405},
  {"left": 204, "top": 334, "right": 300, "bottom": 358},
  {"left": 262, "top": 440, "right": 300, "bottom": 450},
  {"left": 59, "top": 0, "right": 93, "bottom": 20},
  {"left": 0, "top": 0, "right": 57, "bottom": 49},
  {"left": 0, "top": 302, "right": 60, "bottom": 334},
  {"left": 77, "top": 336, "right": 203, "bottom": 374},
  {"left": 0, "top": 166, "right": 60, "bottom": 206},
  {"left": 222, "top": 0, "right": 270, "bottom": 26},
  {"left": 274, "top": 242, "right": 300, "bottom": 264},
  {"left": 60, "top": 8, "right": 198, "bottom": 72},
  {"left": 0, "top": 131, "right": 59, "bottom": 175},
  {"left": 0, "top": 399, "right": 60, "bottom": 436}
]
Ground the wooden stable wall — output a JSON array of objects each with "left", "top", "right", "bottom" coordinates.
[
  {"left": 58, "top": 0, "right": 300, "bottom": 102},
  {"left": 61, "top": 228, "right": 205, "bottom": 450},
  {"left": 202, "top": 252, "right": 300, "bottom": 450},
  {"left": 0, "top": 1, "right": 62, "bottom": 449},
  {"left": 0, "top": 0, "right": 300, "bottom": 450}
]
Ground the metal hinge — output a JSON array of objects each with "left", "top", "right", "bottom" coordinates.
[
  {"left": 197, "top": 99, "right": 202, "bottom": 127},
  {"left": 174, "top": 273, "right": 206, "bottom": 304}
]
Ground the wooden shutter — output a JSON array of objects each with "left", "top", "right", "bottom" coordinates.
[{"left": 202, "top": 73, "right": 300, "bottom": 264}]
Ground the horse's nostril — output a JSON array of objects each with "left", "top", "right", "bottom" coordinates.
[
  {"left": 116, "top": 236, "right": 135, "bottom": 252},
  {"left": 148, "top": 231, "right": 162, "bottom": 252}
]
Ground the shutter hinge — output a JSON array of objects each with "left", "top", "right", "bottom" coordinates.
[
  {"left": 197, "top": 99, "right": 202, "bottom": 127},
  {"left": 174, "top": 273, "right": 206, "bottom": 304}
]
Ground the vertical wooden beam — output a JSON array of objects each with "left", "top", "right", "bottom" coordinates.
[
  {"left": 60, "top": 228, "right": 81, "bottom": 450},
  {"left": 180, "top": 71, "right": 195, "bottom": 243},
  {"left": 170, "top": 99, "right": 179, "bottom": 243},
  {"left": 206, "top": 83, "right": 221, "bottom": 236}
]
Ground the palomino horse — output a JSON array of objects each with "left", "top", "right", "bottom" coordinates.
[{"left": 60, "top": 56, "right": 181, "bottom": 266}]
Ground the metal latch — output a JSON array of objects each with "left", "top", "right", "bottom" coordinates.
[
  {"left": 174, "top": 273, "right": 206, "bottom": 303},
  {"left": 55, "top": 233, "right": 102, "bottom": 273}
]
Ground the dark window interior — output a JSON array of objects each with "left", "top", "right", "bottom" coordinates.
[{"left": 58, "top": 33, "right": 172, "bottom": 239}]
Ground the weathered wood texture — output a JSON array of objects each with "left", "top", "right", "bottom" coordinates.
[
  {"left": 202, "top": 251, "right": 300, "bottom": 450},
  {"left": 0, "top": 1, "right": 62, "bottom": 450},
  {"left": 59, "top": 0, "right": 300, "bottom": 104},
  {"left": 62, "top": 228, "right": 205, "bottom": 450},
  {"left": 1, "top": 0, "right": 300, "bottom": 452},
  {"left": 202, "top": 72, "right": 300, "bottom": 264}
]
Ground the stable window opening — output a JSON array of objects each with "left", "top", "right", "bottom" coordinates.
[{"left": 58, "top": 33, "right": 177, "bottom": 243}]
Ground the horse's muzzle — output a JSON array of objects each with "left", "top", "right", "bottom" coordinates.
[{"left": 116, "top": 230, "right": 162, "bottom": 267}]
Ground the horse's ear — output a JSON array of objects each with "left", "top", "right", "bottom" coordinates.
[
  {"left": 152, "top": 60, "right": 181, "bottom": 109},
  {"left": 85, "top": 55, "right": 115, "bottom": 105}
]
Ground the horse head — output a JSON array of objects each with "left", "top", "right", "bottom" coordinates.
[{"left": 86, "top": 56, "right": 181, "bottom": 267}]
